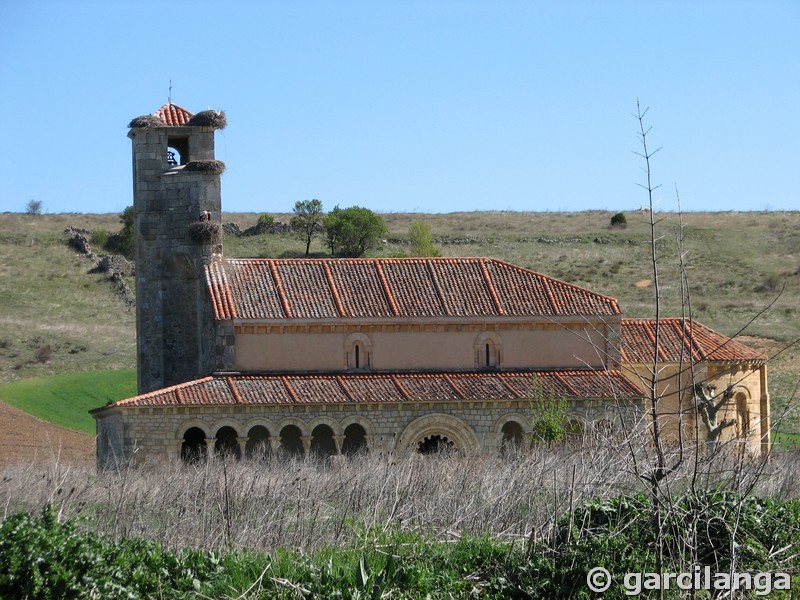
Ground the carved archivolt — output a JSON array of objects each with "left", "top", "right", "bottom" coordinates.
[{"left": 397, "top": 413, "right": 480, "bottom": 453}]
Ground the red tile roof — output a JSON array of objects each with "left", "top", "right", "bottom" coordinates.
[
  {"left": 99, "top": 370, "right": 642, "bottom": 410},
  {"left": 153, "top": 102, "right": 194, "bottom": 126},
  {"left": 205, "top": 258, "right": 621, "bottom": 320},
  {"left": 620, "top": 319, "right": 766, "bottom": 365}
]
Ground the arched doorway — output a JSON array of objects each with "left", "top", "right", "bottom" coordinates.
[
  {"left": 245, "top": 425, "right": 271, "bottom": 459},
  {"left": 181, "top": 427, "right": 207, "bottom": 463},
  {"left": 280, "top": 425, "right": 304, "bottom": 458},
  {"left": 342, "top": 423, "right": 368, "bottom": 456},
  {"left": 215, "top": 426, "right": 241, "bottom": 460}
]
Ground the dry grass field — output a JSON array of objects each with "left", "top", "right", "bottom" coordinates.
[{"left": 0, "top": 209, "right": 798, "bottom": 442}]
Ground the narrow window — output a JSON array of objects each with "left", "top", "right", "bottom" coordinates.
[{"left": 355, "top": 344, "right": 361, "bottom": 369}]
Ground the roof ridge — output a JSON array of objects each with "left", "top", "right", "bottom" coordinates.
[
  {"left": 479, "top": 258, "right": 505, "bottom": 315},
  {"left": 673, "top": 319, "right": 702, "bottom": 362},
  {"left": 335, "top": 377, "right": 357, "bottom": 402},
  {"left": 443, "top": 373, "right": 466, "bottom": 399},
  {"left": 226, "top": 377, "right": 243, "bottom": 404},
  {"left": 552, "top": 372, "right": 580, "bottom": 397},
  {"left": 426, "top": 259, "right": 451, "bottom": 316},
  {"left": 373, "top": 262, "right": 400, "bottom": 316},
  {"left": 269, "top": 260, "right": 292, "bottom": 318},
  {"left": 390, "top": 374, "right": 413, "bottom": 400},
  {"left": 322, "top": 261, "right": 345, "bottom": 317},
  {"left": 281, "top": 376, "right": 300, "bottom": 403},
  {"left": 495, "top": 373, "right": 522, "bottom": 398}
]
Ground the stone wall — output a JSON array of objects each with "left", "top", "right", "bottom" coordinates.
[{"left": 95, "top": 396, "right": 644, "bottom": 467}]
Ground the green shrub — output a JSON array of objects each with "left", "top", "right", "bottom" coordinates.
[
  {"left": 0, "top": 505, "right": 221, "bottom": 599},
  {"left": 409, "top": 221, "right": 441, "bottom": 257},
  {"left": 90, "top": 229, "right": 109, "bottom": 249},
  {"left": 324, "top": 205, "right": 388, "bottom": 257},
  {"left": 105, "top": 206, "right": 135, "bottom": 259},
  {"left": 257, "top": 213, "right": 275, "bottom": 226},
  {"left": 610, "top": 212, "right": 627, "bottom": 228}
]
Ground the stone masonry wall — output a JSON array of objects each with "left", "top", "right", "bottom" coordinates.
[
  {"left": 97, "top": 397, "right": 644, "bottom": 466},
  {"left": 130, "top": 126, "right": 221, "bottom": 394}
]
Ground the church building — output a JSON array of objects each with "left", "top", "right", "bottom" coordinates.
[{"left": 90, "top": 102, "right": 770, "bottom": 466}]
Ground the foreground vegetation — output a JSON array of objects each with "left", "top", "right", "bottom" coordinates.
[
  {"left": 1, "top": 446, "right": 799, "bottom": 598},
  {"left": 3, "top": 495, "right": 798, "bottom": 599}
]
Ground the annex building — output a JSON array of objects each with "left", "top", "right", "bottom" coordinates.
[{"left": 91, "top": 102, "right": 770, "bottom": 466}]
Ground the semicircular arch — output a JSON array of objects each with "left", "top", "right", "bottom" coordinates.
[
  {"left": 340, "top": 415, "right": 377, "bottom": 437},
  {"left": 398, "top": 413, "right": 479, "bottom": 453},
  {"left": 277, "top": 416, "right": 309, "bottom": 436},
  {"left": 243, "top": 417, "right": 278, "bottom": 438},
  {"left": 494, "top": 412, "right": 530, "bottom": 434},
  {"left": 176, "top": 419, "right": 211, "bottom": 440},
  {"left": 308, "top": 416, "right": 342, "bottom": 435},
  {"left": 210, "top": 419, "right": 244, "bottom": 438}
]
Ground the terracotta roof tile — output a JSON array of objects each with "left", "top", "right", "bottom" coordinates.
[
  {"left": 328, "top": 261, "right": 394, "bottom": 317},
  {"left": 153, "top": 102, "right": 194, "bottom": 126},
  {"left": 620, "top": 319, "right": 766, "bottom": 364},
  {"left": 275, "top": 262, "right": 340, "bottom": 318},
  {"left": 207, "top": 258, "right": 621, "bottom": 321},
  {"left": 104, "top": 370, "right": 642, "bottom": 409}
]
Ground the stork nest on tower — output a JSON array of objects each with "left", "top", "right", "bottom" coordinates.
[
  {"left": 184, "top": 160, "right": 226, "bottom": 174},
  {"left": 128, "top": 115, "right": 166, "bottom": 128},
  {"left": 187, "top": 220, "right": 222, "bottom": 245},
  {"left": 187, "top": 109, "right": 227, "bottom": 129}
]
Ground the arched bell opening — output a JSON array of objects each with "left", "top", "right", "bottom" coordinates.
[{"left": 166, "top": 136, "right": 189, "bottom": 166}]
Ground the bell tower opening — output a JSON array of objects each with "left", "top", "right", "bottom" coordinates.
[{"left": 167, "top": 136, "right": 189, "bottom": 166}]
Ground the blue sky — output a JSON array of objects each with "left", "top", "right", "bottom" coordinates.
[{"left": 1, "top": 1, "right": 798, "bottom": 214}]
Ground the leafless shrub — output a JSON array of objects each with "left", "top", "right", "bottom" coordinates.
[{"left": 0, "top": 434, "right": 793, "bottom": 556}]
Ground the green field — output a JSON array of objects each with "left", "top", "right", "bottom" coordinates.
[{"left": 0, "top": 369, "right": 136, "bottom": 434}]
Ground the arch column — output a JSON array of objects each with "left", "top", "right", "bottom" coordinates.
[
  {"left": 174, "top": 440, "right": 184, "bottom": 461},
  {"left": 237, "top": 437, "right": 248, "bottom": 455},
  {"left": 365, "top": 435, "right": 374, "bottom": 451},
  {"left": 301, "top": 435, "right": 313, "bottom": 453},
  {"left": 205, "top": 438, "right": 216, "bottom": 451},
  {"left": 270, "top": 437, "right": 281, "bottom": 453}
]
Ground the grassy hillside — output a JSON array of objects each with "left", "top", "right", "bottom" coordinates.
[
  {"left": 0, "top": 369, "right": 136, "bottom": 434},
  {"left": 1, "top": 210, "right": 798, "bottom": 433}
]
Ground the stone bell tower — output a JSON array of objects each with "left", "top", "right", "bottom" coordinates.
[{"left": 128, "top": 102, "right": 226, "bottom": 394}]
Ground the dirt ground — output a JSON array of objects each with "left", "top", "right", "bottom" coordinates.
[{"left": 0, "top": 402, "right": 94, "bottom": 467}]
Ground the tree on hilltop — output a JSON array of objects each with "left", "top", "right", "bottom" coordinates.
[
  {"left": 290, "top": 199, "right": 324, "bottom": 256},
  {"left": 323, "top": 206, "right": 387, "bottom": 258}
]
